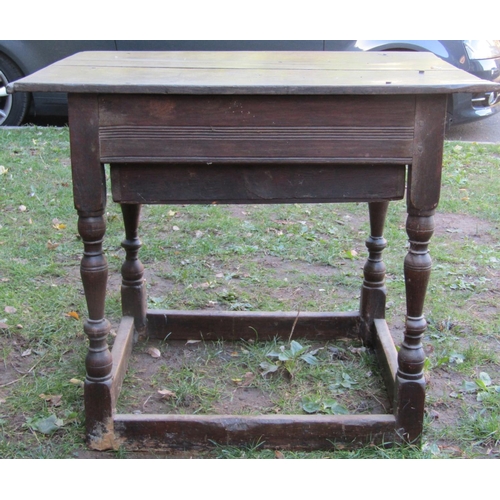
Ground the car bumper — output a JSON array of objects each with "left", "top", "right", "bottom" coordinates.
[{"left": 450, "top": 56, "right": 500, "bottom": 126}]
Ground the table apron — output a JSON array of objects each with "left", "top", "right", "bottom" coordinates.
[{"left": 98, "top": 94, "right": 416, "bottom": 164}]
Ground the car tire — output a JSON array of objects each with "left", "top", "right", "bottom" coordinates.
[{"left": 0, "top": 54, "right": 29, "bottom": 126}]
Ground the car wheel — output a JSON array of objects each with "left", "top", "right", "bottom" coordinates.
[{"left": 0, "top": 54, "right": 29, "bottom": 126}]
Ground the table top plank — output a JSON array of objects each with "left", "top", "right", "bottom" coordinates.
[
  {"left": 28, "top": 50, "right": 457, "bottom": 70},
  {"left": 9, "top": 51, "right": 500, "bottom": 95}
]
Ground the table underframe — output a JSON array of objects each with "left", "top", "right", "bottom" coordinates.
[{"left": 68, "top": 92, "right": 446, "bottom": 451}]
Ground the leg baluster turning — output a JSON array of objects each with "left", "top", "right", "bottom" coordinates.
[
  {"left": 395, "top": 213, "right": 434, "bottom": 443},
  {"left": 121, "top": 204, "right": 147, "bottom": 337},
  {"left": 78, "top": 214, "right": 114, "bottom": 448},
  {"left": 360, "top": 201, "right": 389, "bottom": 345}
]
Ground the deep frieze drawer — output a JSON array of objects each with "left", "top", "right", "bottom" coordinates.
[{"left": 110, "top": 163, "right": 406, "bottom": 204}]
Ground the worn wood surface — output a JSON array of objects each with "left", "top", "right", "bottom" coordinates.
[
  {"left": 146, "top": 310, "right": 361, "bottom": 341},
  {"left": 100, "top": 94, "right": 415, "bottom": 164},
  {"left": 395, "top": 214, "right": 435, "bottom": 442},
  {"left": 111, "top": 164, "right": 405, "bottom": 204},
  {"left": 9, "top": 51, "right": 500, "bottom": 95},
  {"left": 120, "top": 204, "right": 147, "bottom": 336},
  {"left": 110, "top": 316, "right": 135, "bottom": 409},
  {"left": 68, "top": 94, "right": 105, "bottom": 215},
  {"left": 374, "top": 318, "right": 398, "bottom": 403},
  {"left": 408, "top": 95, "right": 448, "bottom": 215},
  {"left": 359, "top": 202, "right": 389, "bottom": 344},
  {"left": 113, "top": 413, "right": 397, "bottom": 450}
]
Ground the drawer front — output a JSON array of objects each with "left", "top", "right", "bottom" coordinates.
[{"left": 110, "top": 163, "right": 406, "bottom": 204}]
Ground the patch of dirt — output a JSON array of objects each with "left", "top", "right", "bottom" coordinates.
[
  {"left": 425, "top": 368, "right": 464, "bottom": 426},
  {"left": 118, "top": 339, "right": 263, "bottom": 416},
  {"left": 434, "top": 212, "right": 498, "bottom": 244},
  {"left": 73, "top": 448, "right": 207, "bottom": 459},
  {"left": 225, "top": 205, "right": 251, "bottom": 220},
  {"left": 0, "top": 330, "right": 45, "bottom": 434},
  {"left": 212, "top": 386, "right": 276, "bottom": 415},
  {"left": 0, "top": 331, "right": 37, "bottom": 389},
  {"left": 115, "top": 336, "right": 392, "bottom": 420},
  {"left": 118, "top": 339, "right": 267, "bottom": 415}
]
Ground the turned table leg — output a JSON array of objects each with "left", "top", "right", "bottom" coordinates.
[
  {"left": 393, "top": 94, "right": 446, "bottom": 443},
  {"left": 78, "top": 214, "right": 113, "bottom": 446},
  {"left": 68, "top": 94, "right": 117, "bottom": 448},
  {"left": 360, "top": 201, "right": 389, "bottom": 345},
  {"left": 121, "top": 203, "right": 147, "bottom": 337},
  {"left": 395, "top": 212, "right": 434, "bottom": 442}
]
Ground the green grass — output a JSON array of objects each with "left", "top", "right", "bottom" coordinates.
[
  {"left": 116, "top": 337, "right": 387, "bottom": 420},
  {"left": 1, "top": 127, "right": 500, "bottom": 458}
]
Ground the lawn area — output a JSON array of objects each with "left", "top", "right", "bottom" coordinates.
[{"left": 0, "top": 126, "right": 499, "bottom": 458}]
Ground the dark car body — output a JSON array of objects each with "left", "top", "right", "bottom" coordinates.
[{"left": 1, "top": 40, "right": 500, "bottom": 127}]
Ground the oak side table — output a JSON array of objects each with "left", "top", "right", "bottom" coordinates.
[{"left": 9, "top": 51, "right": 500, "bottom": 451}]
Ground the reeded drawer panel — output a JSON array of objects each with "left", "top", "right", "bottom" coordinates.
[{"left": 99, "top": 94, "right": 415, "bottom": 164}]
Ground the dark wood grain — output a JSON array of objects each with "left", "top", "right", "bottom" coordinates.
[
  {"left": 374, "top": 319, "right": 398, "bottom": 403},
  {"left": 146, "top": 310, "right": 362, "bottom": 341},
  {"left": 360, "top": 202, "right": 389, "bottom": 344},
  {"left": 110, "top": 316, "right": 135, "bottom": 408},
  {"left": 99, "top": 94, "right": 415, "bottom": 127},
  {"left": 78, "top": 214, "right": 113, "bottom": 445},
  {"left": 395, "top": 214, "right": 435, "bottom": 442},
  {"left": 120, "top": 204, "right": 147, "bottom": 336},
  {"left": 111, "top": 163, "right": 406, "bottom": 204},
  {"left": 113, "top": 413, "right": 397, "bottom": 450},
  {"left": 99, "top": 94, "right": 415, "bottom": 164},
  {"left": 408, "top": 95, "right": 448, "bottom": 215},
  {"left": 68, "top": 93, "right": 114, "bottom": 446},
  {"left": 68, "top": 94, "right": 105, "bottom": 215}
]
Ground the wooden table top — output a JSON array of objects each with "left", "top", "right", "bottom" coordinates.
[{"left": 8, "top": 51, "right": 500, "bottom": 95}]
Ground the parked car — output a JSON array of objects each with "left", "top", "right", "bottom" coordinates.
[{"left": 1, "top": 40, "right": 500, "bottom": 127}]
